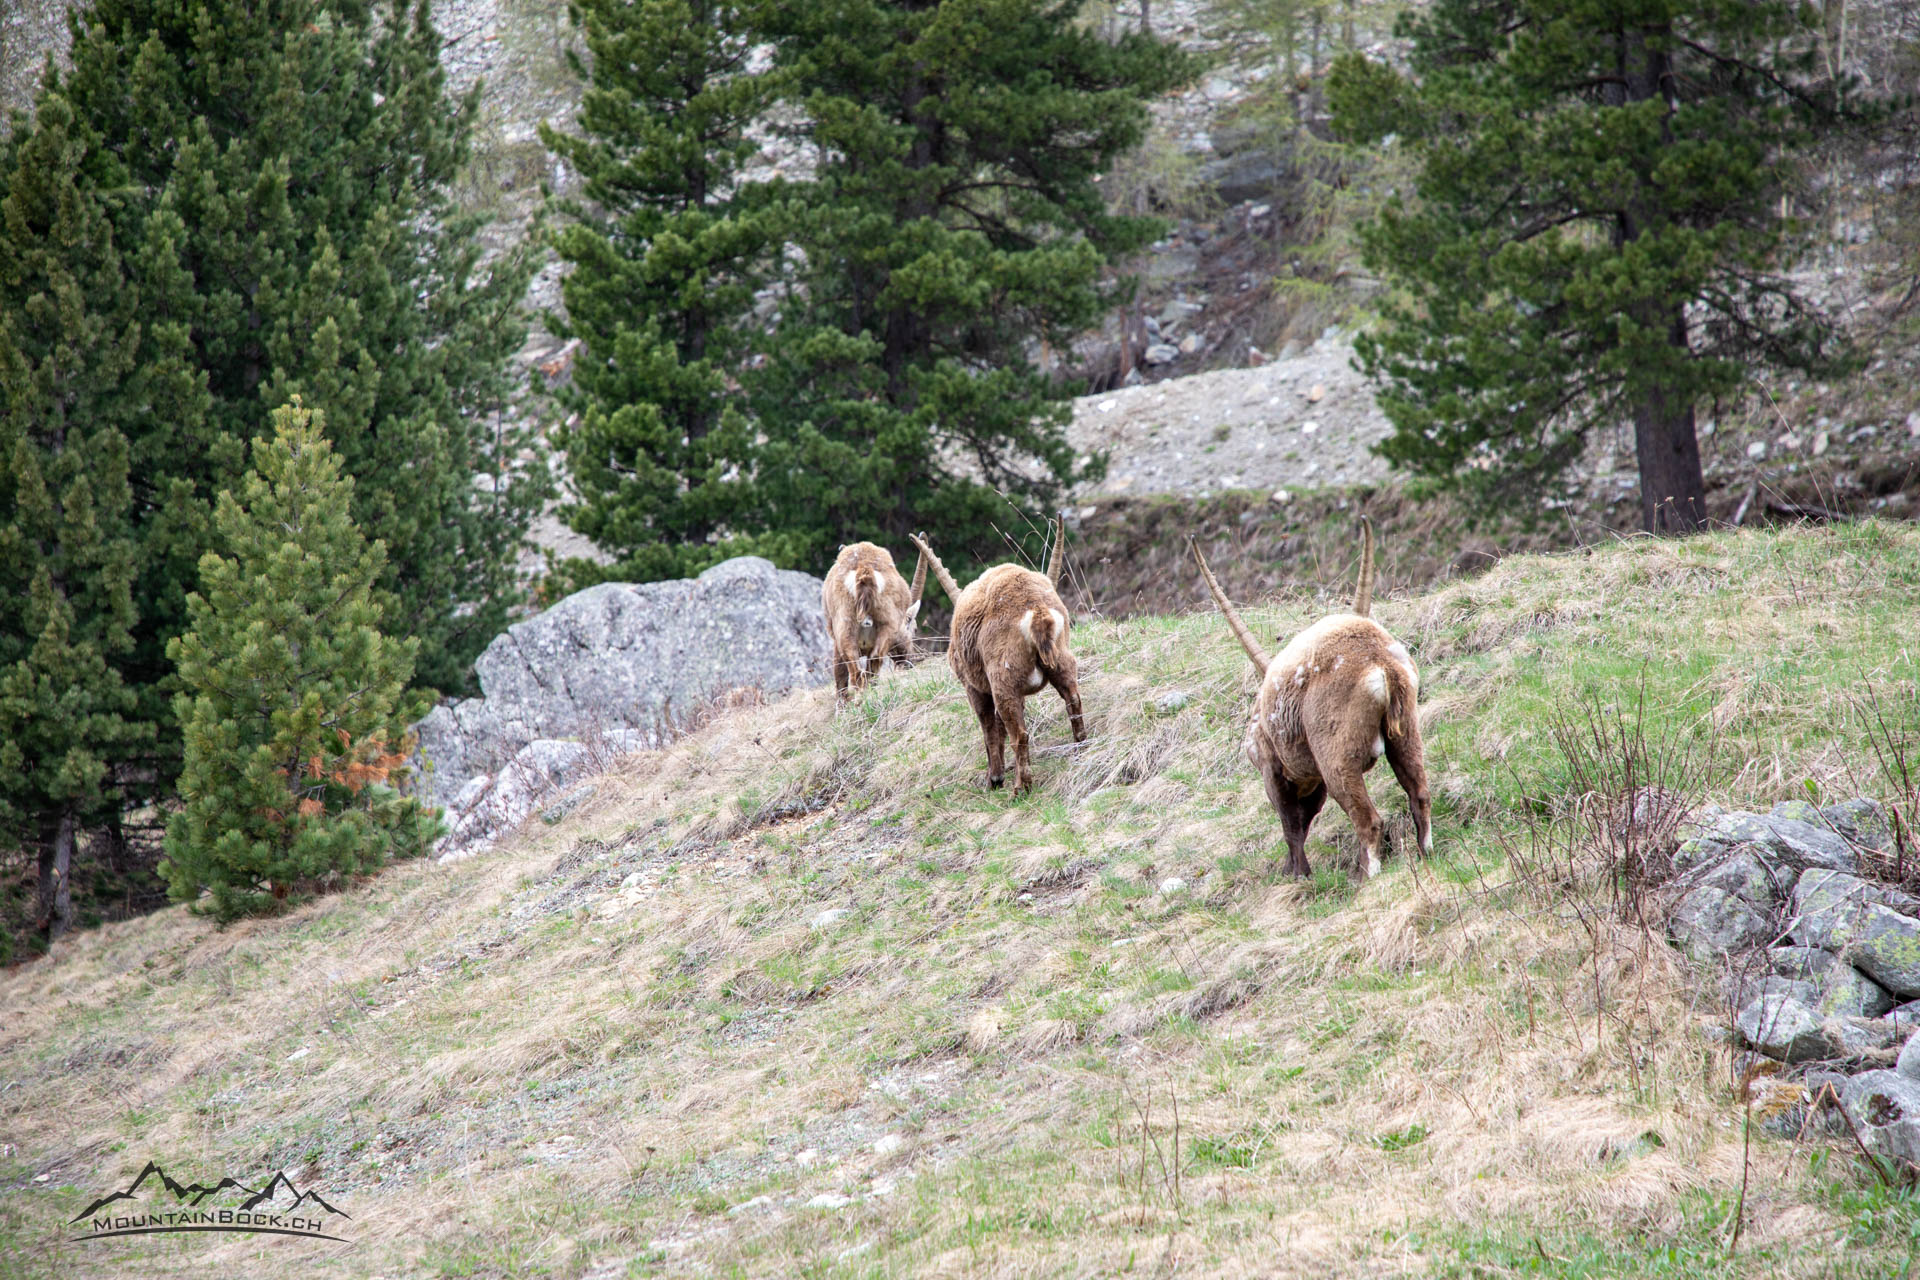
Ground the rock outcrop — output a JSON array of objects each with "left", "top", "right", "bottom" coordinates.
[{"left": 414, "top": 557, "right": 832, "bottom": 859}]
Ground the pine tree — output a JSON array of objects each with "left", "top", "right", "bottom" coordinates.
[
  {"left": 751, "top": 0, "right": 1194, "bottom": 571},
  {"left": 0, "top": 94, "right": 152, "bottom": 945},
  {"left": 542, "top": 0, "right": 787, "bottom": 586},
  {"left": 42, "top": 0, "right": 543, "bottom": 701},
  {"left": 546, "top": 0, "right": 1193, "bottom": 583},
  {"left": 163, "top": 402, "right": 434, "bottom": 922},
  {"left": 1330, "top": 0, "right": 1865, "bottom": 532}
]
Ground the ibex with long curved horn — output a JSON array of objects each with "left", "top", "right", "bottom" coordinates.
[
  {"left": 910, "top": 515, "right": 1085, "bottom": 794},
  {"left": 1191, "top": 517, "right": 1430, "bottom": 881},
  {"left": 822, "top": 540, "right": 928, "bottom": 699}
]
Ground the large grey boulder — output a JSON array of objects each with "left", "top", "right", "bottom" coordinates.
[
  {"left": 1852, "top": 911, "right": 1920, "bottom": 998},
  {"left": 1727, "top": 974, "right": 1819, "bottom": 1011},
  {"left": 1789, "top": 870, "right": 1920, "bottom": 997},
  {"left": 1890, "top": 1000, "right": 1920, "bottom": 1042},
  {"left": 436, "top": 739, "right": 599, "bottom": 863},
  {"left": 1671, "top": 835, "right": 1733, "bottom": 879},
  {"left": 1695, "top": 809, "right": 1858, "bottom": 874},
  {"left": 1687, "top": 848, "right": 1790, "bottom": 910},
  {"left": 1752, "top": 948, "right": 1895, "bottom": 1018},
  {"left": 1737, "top": 993, "right": 1894, "bottom": 1063},
  {"left": 1769, "top": 799, "right": 1826, "bottom": 828},
  {"left": 1821, "top": 798, "right": 1895, "bottom": 855},
  {"left": 1768, "top": 945, "right": 1836, "bottom": 982},
  {"left": 1898, "top": 1033, "right": 1920, "bottom": 1081},
  {"left": 412, "top": 557, "right": 831, "bottom": 809},
  {"left": 1840, "top": 1071, "right": 1920, "bottom": 1167},
  {"left": 1833, "top": 1017, "right": 1899, "bottom": 1059},
  {"left": 1789, "top": 869, "right": 1914, "bottom": 943},
  {"left": 1818, "top": 964, "right": 1898, "bottom": 1020},
  {"left": 1769, "top": 798, "right": 1895, "bottom": 856},
  {"left": 1736, "top": 993, "right": 1835, "bottom": 1062},
  {"left": 1668, "top": 885, "right": 1775, "bottom": 961}
]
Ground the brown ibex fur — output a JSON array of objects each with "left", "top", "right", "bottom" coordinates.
[
  {"left": 822, "top": 540, "right": 927, "bottom": 698},
  {"left": 909, "top": 517, "right": 1086, "bottom": 794},
  {"left": 1191, "top": 518, "right": 1431, "bottom": 881}
]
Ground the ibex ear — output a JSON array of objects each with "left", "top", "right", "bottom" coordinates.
[{"left": 906, "top": 600, "right": 921, "bottom": 621}]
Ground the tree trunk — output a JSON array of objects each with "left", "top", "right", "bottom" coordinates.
[
  {"left": 1633, "top": 385, "right": 1707, "bottom": 534},
  {"left": 37, "top": 809, "right": 75, "bottom": 942}
]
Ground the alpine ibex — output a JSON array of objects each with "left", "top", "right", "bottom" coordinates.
[
  {"left": 822, "top": 540, "right": 927, "bottom": 698},
  {"left": 1192, "top": 518, "right": 1431, "bottom": 880},
  {"left": 909, "top": 517, "right": 1086, "bottom": 794}
]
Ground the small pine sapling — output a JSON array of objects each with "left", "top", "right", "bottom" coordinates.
[{"left": 163, "top": 402, "right": 439, "bottom": 920}]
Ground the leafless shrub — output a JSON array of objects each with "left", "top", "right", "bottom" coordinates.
[
  {"left": 1510, "top": 678, "right": 1721, "bottom": 927},
  {"left": 1847, "top": 681, "right": 1920, "bottom": 891},
  {"left": 1487, "top": 681, "right": 1725, "bottom": 1105}
]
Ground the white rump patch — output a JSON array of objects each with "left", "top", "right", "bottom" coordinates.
[
  {"left": 1050, "top": 607, "right": 1065, "bottom": 636},
  {"left": 1017, "top": 609, "right": 1036, "bottom": 647},
  {"left": 1363, "top": 667, "right": 1388, "bottom": 704},
  {"left": 1386, "top": 639, "right": 1420, "bottom": 691},
  {"left": 843, "top": 570, "right": 858, "bottom": 596}
]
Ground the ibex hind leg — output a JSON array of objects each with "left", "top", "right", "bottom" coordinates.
[
  {"left": 1322, "top": 767, "right": 1384, "bottom": 881},
  {"left": 1043, "top": 660, "right": 1086, "bottom": 744},
  {"left": 966, "top": 684, "right": 1006, "bottom": 789},
  {"left": 1385, "top": 726, "right": 1433, "bottom": 858},
  {"left": 990, "top": 678, "right": 1034, "bottom": 795}
]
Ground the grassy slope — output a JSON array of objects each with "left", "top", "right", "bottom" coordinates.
[{"left": 4, "top": 522, "right": 1920, "bottom": 1279}]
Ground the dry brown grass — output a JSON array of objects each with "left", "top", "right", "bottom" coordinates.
[{"left": 4, "top": 523, "right": 1919, "bottom": 1277}]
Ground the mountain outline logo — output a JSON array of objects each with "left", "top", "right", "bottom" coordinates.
[{"left": 68, "top": 1159, "right": 353, "bottom": 1243}]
